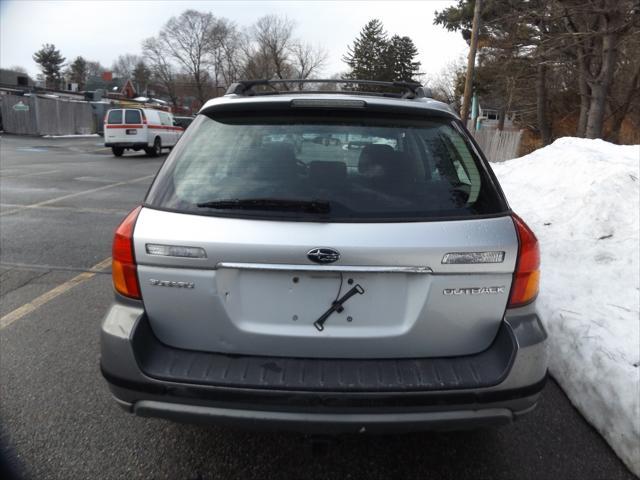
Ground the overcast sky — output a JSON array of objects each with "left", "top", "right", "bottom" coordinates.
[{"left": 1, "top": 0, "right": 467, "bottom": 80}]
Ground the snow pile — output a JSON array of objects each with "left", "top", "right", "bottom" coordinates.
[
  {"left": 42, "top": 134, "right": 100, "bottom": 138},
  {"left": 492, "top": 138, "right": 640, "bottom": 475}
]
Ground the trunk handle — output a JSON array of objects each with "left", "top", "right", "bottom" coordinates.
[{"left": 216, "top": 262, "right": 433, "bottom": 274}]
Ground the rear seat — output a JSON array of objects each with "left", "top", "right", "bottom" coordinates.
[{"left": 309, "top": 161, "right": 347, "bottom": 188}]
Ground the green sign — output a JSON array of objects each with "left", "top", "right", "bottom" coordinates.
[{"left": 13, "top": 101, "right": 29, "bottom": 112}]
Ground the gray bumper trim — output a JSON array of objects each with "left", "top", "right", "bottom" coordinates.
[
  {"left": 133, "top": 400, "right": 515, "bottom": 433},
  {"left": 129, "top": 314, "right": 518, "bottom": 392}
]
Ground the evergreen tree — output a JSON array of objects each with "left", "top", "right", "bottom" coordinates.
[
  {"left": 69, "top": 56, "right": 88, "bottom": 90},
  {"left": 385, "top": 35, "right": 421, "bottom": 82},
  {"left": 132, "top": 61, "right": 151, "bottom": 95},
  {"left": 342, "top": 19, "right": 389, "bottom": 84},
  {"left": 33, "top": 43, "right": 65, "bottom": 88},
  {"left": 343, "top": 20, "right": 421, "bottom": 88}
]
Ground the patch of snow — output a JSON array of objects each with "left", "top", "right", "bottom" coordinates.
[
  {"left": 42, "top": 134, "right": 100, "bottom": 138},
  {"left": 492, "top": 137, "right": 640, "bottom": 476}
]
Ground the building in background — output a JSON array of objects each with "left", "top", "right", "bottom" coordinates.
[{"left": 0, "top": 68, "right": 35, "bottom": 88}]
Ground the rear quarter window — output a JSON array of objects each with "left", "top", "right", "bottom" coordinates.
[{"left": 159, "top": 112, "right": 172, "bottom": 126}]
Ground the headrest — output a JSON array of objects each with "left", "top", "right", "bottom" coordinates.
[
  {"left": 358, "top": 144, "right": 395, "bottom": 176},
  {"left": 231, "top": 143, "right": 297, "bottom": 180}
]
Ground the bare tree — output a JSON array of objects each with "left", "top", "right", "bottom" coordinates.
[
  {"left": 111, "top": 54, "right": 142, "bottom": 78},
  {"left": 86, "top": 61, "right": 105, "bottom": 78},
  {"left": 252, "top": 15, "right": 295, "bottom": 80},
  {"left": 206, "top": 17, "right": 242, "bottom": 91},
  {"left": 562, "top": 0, "right": 638, "bottom": 138},
  {"left": 218, "top": 27, "right": 244, "bottom": 87},
  {"left": 606, "top": 32, "right": 640, "bottom": 142},
  {"left": 240, "top": 14, "right": 327, "bottom": 90},
  {"left": 424, "top": 57, "right": 465, "bottom": 107},
  {"left": 158, "top": 9, "right": 216, "bottom": 103},
  {"left": 289, "top": 42, "right": 327, "bottom": 85},
  {"left": 142, "top": 37, "right": 179, "bottom": 108}
]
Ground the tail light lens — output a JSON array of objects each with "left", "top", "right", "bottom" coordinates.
[
  {"left": 112, "top": 206, "right": 142, "bottom": 299},
  {"left": 508, "top": 214, "right": 540, "bottom": 308}
]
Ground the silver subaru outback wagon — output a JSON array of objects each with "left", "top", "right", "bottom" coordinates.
[{"left": 101, "top": 79, "right": 547, "bottom": 433}]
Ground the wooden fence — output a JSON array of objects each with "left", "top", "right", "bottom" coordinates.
[
  {"left": 0, "top": 94, "right": 96, "bottom": 135},
  {"left": 472, "top": 128, "right": 523, "bottom": 162}
]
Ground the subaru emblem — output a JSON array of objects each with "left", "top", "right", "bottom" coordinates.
[{"left": 307, "top": 248, "right": 340, "bottom": 264}]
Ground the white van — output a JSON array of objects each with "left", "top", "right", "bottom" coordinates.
[{"left": 104, "top": 108, "right": 184, "bottom": 157}]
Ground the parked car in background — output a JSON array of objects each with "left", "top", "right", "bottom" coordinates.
[
  {"left": 101, "top": 79, "right": 548, "bottom": 434},
  {"left": 172, "top": 116, "right": 196, "bottom": 130},
  {"left": 104, "top": 108, "right": 184, "bottom": 157}
]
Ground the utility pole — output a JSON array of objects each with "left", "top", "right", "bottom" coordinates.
[{"left": 461, "top": 0, "right": 482, "bottom": 132}]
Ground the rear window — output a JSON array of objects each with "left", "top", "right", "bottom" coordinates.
[
  {"left": 125, "top": 110, "right": 141, "bottom": 124},
  {"left": 107, "top": 110, "right": 122, "bottom": 124},
  {"left": 145, "top": 113, "right": 506, "bottom": 221}
]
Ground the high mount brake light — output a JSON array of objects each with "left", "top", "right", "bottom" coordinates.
[
  {"left": 508, "top": 214, "right": 540, "bottom": 308},
  {"left": 112, "top": 206, "right": 142, "bottom": 299}
]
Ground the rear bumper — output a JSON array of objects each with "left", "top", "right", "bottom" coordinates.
[
  {"left": 105, "top": 142, "right": 148, "bottom": 149},
  {"left": 100, "top": 297, "right": 548, "bottom": 433},
  {"left": 125, "top": 397, "right": 541, "bottom": 433}
]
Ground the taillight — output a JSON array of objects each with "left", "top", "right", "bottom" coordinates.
[
  {"left": 508, "top": 214, "right": 540, "bottom": 308},
  {"left": 112, "top": 206, "right": 142, "bottom": 299}
]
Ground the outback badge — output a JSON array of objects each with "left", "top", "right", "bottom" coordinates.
[
  {"left": 149, "top": 279, "right": 195, "bottom": 289},
  {"left": 443, "top": 286, "right": 505, "bottom": 296}
]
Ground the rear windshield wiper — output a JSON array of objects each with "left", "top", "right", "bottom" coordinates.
[{"left": 196, "top": 198, "right": 331, "bottom": 214}]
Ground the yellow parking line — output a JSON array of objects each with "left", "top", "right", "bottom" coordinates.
[
  {"left": 0, "top": 203, "right": 128, "bottom": 215},
  {"left": 0, "top": 257, "right": 112, "bottom": 330},
  {"left": 0, "top": 169, "right": 59, "bottom": 178},
  {"left": 0, "top": 174, "right": 153, "bottom": 217}
]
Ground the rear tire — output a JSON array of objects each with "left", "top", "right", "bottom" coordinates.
[
  {"left": 112, "top": 147, "right": 124, "bottom": 157},
  {"left": 146, "top": 137, "right": 162, "bottom": 157}
]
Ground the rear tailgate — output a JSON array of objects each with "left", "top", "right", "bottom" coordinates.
[
  {"left": 134, "top": 106, "right": 517, "bottom": 359},
  {"left": 134, "top": 208, "right": 517, "bottom": 359}
]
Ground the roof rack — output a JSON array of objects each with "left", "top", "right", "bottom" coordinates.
[{"left": 225, "top": 79, "right": 432, "bottom": 99}]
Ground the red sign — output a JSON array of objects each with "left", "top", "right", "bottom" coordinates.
[{"left": 102, "top": 71, "right": 113, "bottom": 82}]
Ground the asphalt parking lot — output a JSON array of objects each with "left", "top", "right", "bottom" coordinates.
[{"left": 0, "top": 134, "right": 634, "bottom": 480}]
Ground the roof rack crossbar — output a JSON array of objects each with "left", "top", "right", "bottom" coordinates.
[{"left": 225, "top": 79, "right": 430, "bottom": 99}]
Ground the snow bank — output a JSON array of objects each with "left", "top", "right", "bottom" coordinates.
[
  {"left": 42, "top": 134, "right": 100, "bottom": 138},
  {"left": 492, "top": 138, "right": 640, "bottom": 476}
]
